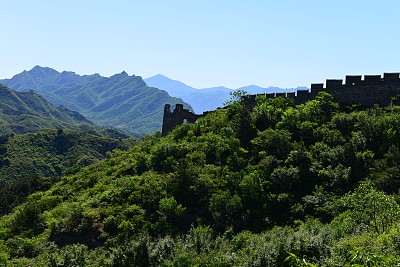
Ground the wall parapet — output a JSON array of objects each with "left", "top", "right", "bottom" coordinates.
[{"left": 242, "top": 72, "right": 400, "bottom": 109}]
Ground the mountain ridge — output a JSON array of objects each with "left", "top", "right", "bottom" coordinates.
[
  {"left": 1, "top": 67, "right": 192, "bottom": 136},
  {"left": 0, "top": 83, "right": 128, "bottom": 137}
]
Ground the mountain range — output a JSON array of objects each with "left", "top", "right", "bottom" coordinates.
[
  {"left": 145, "top": 74, "right": 308, "bottom": 113},
  {"left": 0, "top": 66, "right": 191, "bottom": 136},
  {"left": 1, "top": 66, "right": 308, "bottom": 135},
  {"left": 0, "top": 83, "right": 127, "bottom": 138}
]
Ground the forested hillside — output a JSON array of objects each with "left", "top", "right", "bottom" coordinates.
[
  {"left": 0, "top": 84, "right": 127, "bottom": 138},
  {"left": 0, "top": 66, "right": 192, "bottom": 136},
  {"left": 1, "top": 92, "right": 400, "bottom": 266},
  {"left": 0, "top": 129, "right": 136, "bottom": 216}
]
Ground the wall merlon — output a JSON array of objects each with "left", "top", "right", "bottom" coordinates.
[
  {"left": 266, "top": 93, "right": 275, "bottom": 98},
  {"left": 384, "top": 72, "right": 399, "bottom": 79},
  {"left": 364, "top": 75, "right": 381, "bottom": 83},
  {"left": 296, "top": 89, "right": 309, "bottom": 96},
  {"left": 326, "top": 79, "right": 343, "bottom": 89},
  {"left": 286, "top": 92, "right": 296, "bottom": 98},
  {"left": 175, "top": 103, "right": 184, "bottom": 111},
  {"left": 311, "top": 83, "right": 324, "bottom": 93},
  {"left": 164, "top": 103, "right": 171, "bottom": 112},
  {"left": 346, "top": 75, "right": 362, "bottom": 85},
  {"left": 383, "top": 73, "right": 400, "bottom": 83},
  {"left": 276, "top": 92, "right": 285, "bottom": 98}
]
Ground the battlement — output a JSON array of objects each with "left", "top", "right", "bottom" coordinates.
[
  {"left": 162, "top": 72, "right": 400, "bottom": 135},
  {"left": 242, "top": 72, "right": 400, "bottom": 109}
]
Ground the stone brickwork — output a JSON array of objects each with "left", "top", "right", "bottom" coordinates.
[{"left": 162, "top": 73, "right": 400, "bottom": 135}]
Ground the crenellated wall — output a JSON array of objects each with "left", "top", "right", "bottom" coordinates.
[
  {"left": 162, "top": 73, "right": 400, "bottom": 135},
  {"left": 242, "top": 72, "right": 400, "bottom": 109}
]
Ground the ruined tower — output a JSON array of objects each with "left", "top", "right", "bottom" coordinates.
[{"left": 162, "top": 104, "right": 203, "bottom": 136}]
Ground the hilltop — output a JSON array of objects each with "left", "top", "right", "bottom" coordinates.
[{"left": 0, "top": 67, "right": 192, "bottom": 136}]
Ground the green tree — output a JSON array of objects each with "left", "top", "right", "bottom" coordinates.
[
  {"left": 223, "top": 89, "right": 247, "bottom": 106},
  {"left": 341, "top": 183, "right": 400, "bottom": 234},
  {"left": 158, "top": 196, "right": 186, "bottom": 233},
  {"left": 209, "top": 190, "right": 243, "bottom": 230}
]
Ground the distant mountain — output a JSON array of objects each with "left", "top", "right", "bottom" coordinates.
[
  {"left": 1, "top": 66, "right": 192, "bottom": 136},
  {"left": 0, "top": 83, "right": 127, "bottom": 138},
  {"left": 144, "top": 74, "right": 308, "bottom": 113}
]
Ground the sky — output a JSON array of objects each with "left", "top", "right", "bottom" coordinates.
[{"left": 1, "top": 0, "right": 400, "bottom": 89}]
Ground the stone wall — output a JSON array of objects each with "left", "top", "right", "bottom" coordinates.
[
  {"left": 242, "top": 72, "right": 400, "bottom": 109},
  {"left": 162, "top": 73, "right": 400, "bottom": 135}
]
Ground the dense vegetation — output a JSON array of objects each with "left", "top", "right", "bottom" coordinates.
[
  {"left": 0, "top": 129, "right": 136, "bottom": 216},
  {"left": 1, "top": 66, "right": 192, "bottom": 136},
  {"left": 1, "top": 92, "right": 400, "bottom": 266},
  {"left": 0, "top": 84, "right": 128, "bottom": 138}
]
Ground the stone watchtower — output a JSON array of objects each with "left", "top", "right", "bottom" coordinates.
[{"left": 162, "top": 104, "right": 202, "bottom": 136}]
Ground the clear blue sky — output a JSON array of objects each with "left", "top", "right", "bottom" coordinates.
[{"left": 1, "top": 0, "right": 400, "bottom": 88}]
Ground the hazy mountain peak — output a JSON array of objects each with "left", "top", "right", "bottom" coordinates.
[
  {"left": 152, "top": 74, "right": 167, "bottom": 78},
  {"left": 150, "top": 74, "right": 178, "bottom": 81},
  {"left": 147, "top": 74, "right": 192, "bottom": 85},
  {"left": 110, "top": 71, "right": 131, "bottom": 79},
  {"left": 61, "top": 70, "right": 76, "bottom": 75},
  {"left": 30, "top": 65, "right": 59, "bottom": 75}
]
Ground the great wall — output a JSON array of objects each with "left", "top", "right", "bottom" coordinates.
[{"left": 162, "top": 73, "right": 400, "bottom": 136}]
